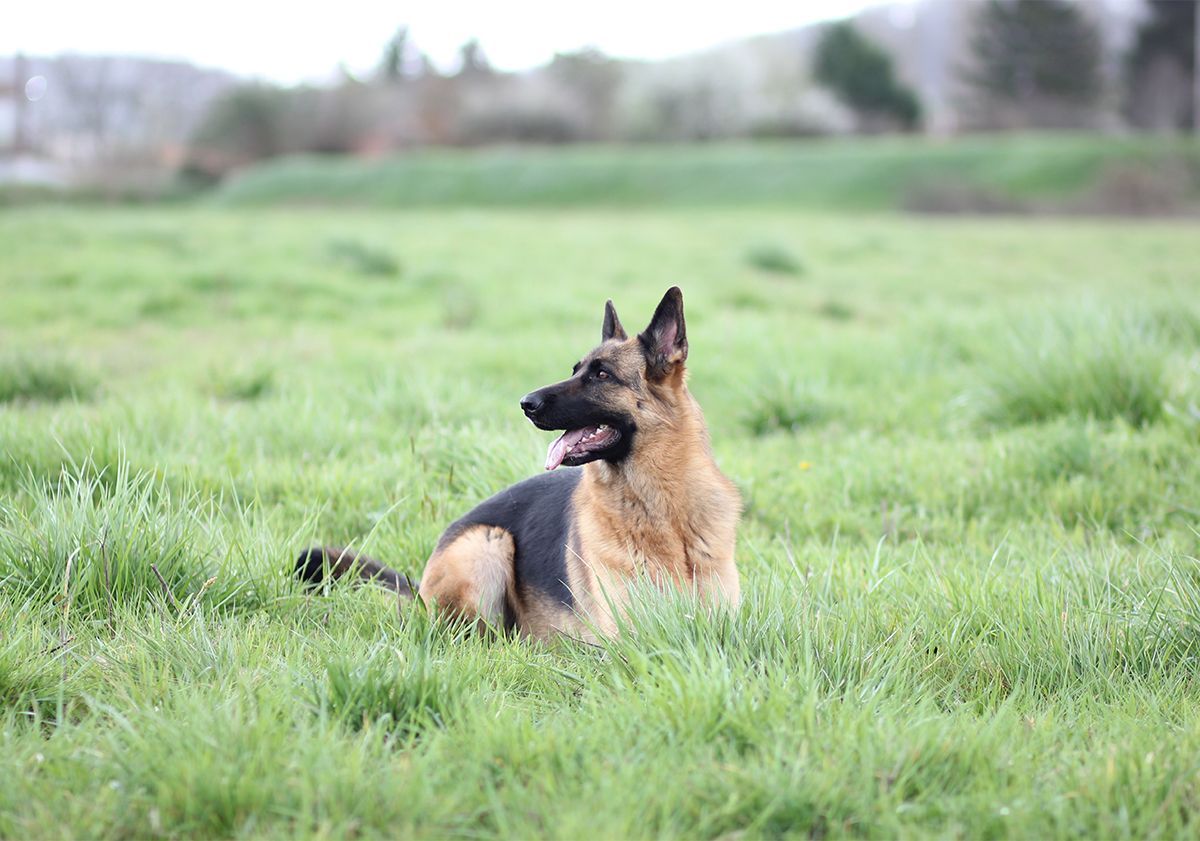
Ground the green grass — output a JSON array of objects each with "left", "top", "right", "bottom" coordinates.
[
  {"left": 0, "top": 353, "right": 94, "bottom": 404},
  {"left": 743, "top": 374, "right": 833, "bottom": 435},
  {"left": 324, "top": 237, "right": 403, "bottom": 278},
  {"left": 972, "top": 309, "right": 1176, "bottom": 428},
  {"left": 212, "top": 134, "right": 1200, "bottom": 210},
  {"left": 745, "top": 241, "right": 805, "bottom": 276},
  {"left": 1, "top": 203, "right": 1199, "bottom": 838}
]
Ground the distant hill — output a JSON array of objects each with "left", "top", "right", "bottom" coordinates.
[{"left": 213, "top": 134, "right": 1200, "bottom": 214}]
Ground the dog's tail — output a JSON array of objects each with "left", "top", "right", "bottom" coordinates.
[{"left": 294, "top": 546, "right": 416, "bottom": 599}]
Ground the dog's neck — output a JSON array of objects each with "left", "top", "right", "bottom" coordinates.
[{"left": 585, "top": 388, "right": 725, "bottom": 522}]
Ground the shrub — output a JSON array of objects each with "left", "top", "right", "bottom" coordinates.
[
  {"left": 902, "top": 178, "right": 1026, "bottom": 215},
  {"left": 0, "top": 462, "right": 215, "bottom": 616},
  {"left": 744, "top": 242, "right": 803, "bottom": 276},
  {"left": 974, "top": 311, "right": 1169, "bottom": 427},
  {"left": 818, "top": 300, "right": 856, "bottom": 321},
  {"left": 209, "top": 366, "right": 275, "bottom": 401},
  {"left": 319, "top": 646, "right": 461, "bottom": 738},
  {"left": 325, "top": 238, "right": 401, "bottom": 277},
  {"left": 743, "top": 376, "right": 832, "bottom": 435},
  {"left": 0, "top": 354, "right": 94, "bottom": 404}
]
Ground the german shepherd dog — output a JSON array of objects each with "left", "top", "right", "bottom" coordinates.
[{"left": 296, "top": 287, "right": 741, "bottom": 641}]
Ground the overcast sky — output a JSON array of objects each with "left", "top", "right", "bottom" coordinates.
[{"left": 7, "top": 0, "right": 884, "bottom": 81}]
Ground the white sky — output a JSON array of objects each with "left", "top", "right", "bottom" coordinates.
[{"left": 6, "top": 0, "right": 883, "bottom": 82}]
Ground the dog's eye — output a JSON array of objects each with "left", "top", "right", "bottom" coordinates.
[{"left": 596, "top": 370, "right": 610, "bottom": 381}]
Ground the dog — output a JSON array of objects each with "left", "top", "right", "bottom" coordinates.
[{"left": 296, "top": 287, "right": 741, "bottom": 641}]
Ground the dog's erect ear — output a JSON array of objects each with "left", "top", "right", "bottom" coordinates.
[
  {"left": 602, "top": 299, "right": 627, "bottom": 342},
  {"left": 638, "top": 287, "right": 687, "bottom": 379}
]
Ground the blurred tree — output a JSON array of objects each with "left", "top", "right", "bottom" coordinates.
[
  {"left": 457, "top": 40, "right": 492, "bottom": 78},
  {"left": 187, "top": 80, "right": 382, "bottom": 179},
  {"left": 11, "top": 53, "right": 29, "bottom": 153},
  {"left": 379, "top": 27, "right": 412, "bottom": 83},
  {"left": 547, "top": 48, "right": 621, "bottom": 140},
  {"left": 55, "top": 56, "right": 119, "bottom": 159},
  {"left": 186, "top": 84, "right": 290, "bottom": 177},
  {"left": 961, "top": 0, "right": 1103, "bottom": 129},
  {"left": 300, "top": 83, "right": 375, "bottom": 154},
  {"left": 814, "top": 22, "right": 921, "bottom": 131},
  {"left": 1125, "top": 0, "right": 1195, "bottom": 132},
  {"left": 418, "top": 53, "right": 440, "bottom": 79},
  {"left": 457, "top": 108, "right": 579, "bottom": 145}
]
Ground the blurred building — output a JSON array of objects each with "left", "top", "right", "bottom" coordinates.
[{"left": 1, "top": 54, "right": 234, "bottom": 187}]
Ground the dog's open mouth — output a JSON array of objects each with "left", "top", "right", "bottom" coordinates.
[{"left": 544, "top": 424, "right": 622, "bottom": 471}]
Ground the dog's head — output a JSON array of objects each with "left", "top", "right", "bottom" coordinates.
[{"left": 521, "top": 287, "right": 690, "bottom": 470}]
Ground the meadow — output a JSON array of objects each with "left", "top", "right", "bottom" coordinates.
[
  {"left": 212, "top": 134, "right": 1200, "bottom": 211},
  {"left": 1, "top": 166, "right": 1200, "bottom": 837}
]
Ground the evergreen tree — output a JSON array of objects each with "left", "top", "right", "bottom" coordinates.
[
  {"left": 380, "top": 27, "right": 410, "bottom": 83},
  {"left": 457, "top": 39, "right": 491, "bottom": 78},
  {"left": 961, "top": 0, "right": 1103, "bottom": 128},
  {"left": 1126, "top": 0, "right": 1195, "bottom": 131},
  {"left": 814, "top": 23, "right": 921, "bottom": 131}
]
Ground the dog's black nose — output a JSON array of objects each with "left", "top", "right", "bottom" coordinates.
[{"left": 520, "top": 393, "right": 545, "bottom": 417}]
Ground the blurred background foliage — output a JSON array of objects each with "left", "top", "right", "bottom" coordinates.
[{"left": 1, "top": 0, "right": 1197, "bottom": 210}]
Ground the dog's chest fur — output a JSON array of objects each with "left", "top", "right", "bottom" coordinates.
[{"left": 569, "top": 451, "right": 740, "bottom": 625}]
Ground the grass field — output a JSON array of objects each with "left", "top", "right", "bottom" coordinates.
[
  {"left": 213, "top": 134, "right": 1200, "bottom": 210},
  {"left": 1, "top": 198, "right": 1200, "bottom": 838}
]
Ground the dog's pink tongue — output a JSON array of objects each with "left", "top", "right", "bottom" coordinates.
[{"left": 545, "top": 429, "right": 586, "bottom": 471}]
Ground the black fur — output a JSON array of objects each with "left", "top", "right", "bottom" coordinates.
[
  {"left": 294, "top": 546, "right": 416, "bottom": 598},
  {"left": 602, "top": 299, "right": 627, "bottom": 341},
  {"left": 436, "top": 468, "right": 582, "bottom": 608},
  {"left": 519, "top": 375, "right": 635, "bottom": 466},
  {"left": 638, "top": 286, "right": 687, "bottom": 378}
]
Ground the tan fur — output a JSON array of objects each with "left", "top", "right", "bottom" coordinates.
[
  {"left": 418, "top": 525, "right": 513, "bottom": 632},
  {"left": 567, "top": 346, "right": 741, "bottom": 636},
  {"left": 418, "top": 524, "right": 584, "bottom": 642},
  {"left": 513, "top": 588, "right": 577, "bottom": 643}
]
